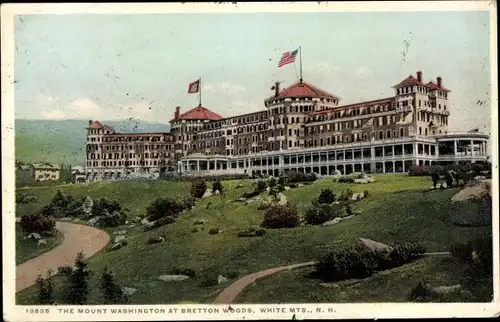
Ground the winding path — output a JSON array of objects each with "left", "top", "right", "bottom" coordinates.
[{"left": 16, "top": 221, "right": 110, "bottom": 293}]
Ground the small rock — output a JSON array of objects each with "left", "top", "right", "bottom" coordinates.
[
  {"left": 27, "top": 233, "right": 41, "bottom": 240},
  {"left": 191, "top": 206, "right": 196, "bottom": 210},
  {"left": 202, "top": 189, "right": 213, "bottom": 198},
  {"left": 140, "top": 218, "right": 150, "bottom": 225},
  {"left": 128, "top": 224, "right": 136, "bottom": 228},
  {"left": 217, "top": 275, "right": 229, "bottom": 284},
  {"left": 73, "top": 218, "right": 80, "bottom": 222},
  {"left": 121, "top": 287, "right": 137, "bottom": 296},
  {"left": 15, "top": 217, "right": 21, "bottom": 223},
  {"left": 38, "top": 239, "right": 47, "bottom": 246},
  {"left": 266, "top": 187, "right": 271, "bottom": 192},
  {"left": 322, "top": 217, "right": 343, "bottom": 226},
  {"left": 88, "top": 217, "right": 101, "bottom": 227},
  {"left": 110, "top": 243, "right": 123, "bottom": 251},
  {"left": 351, "top": 193, "right": 361, "bottom": 201},
  {"left": 115, "top": 230, "right": 127, "bottom": 235},
  {"left": 332, "top": 201, "right": 341, "bottom": 205},
  {"left": 114, "top": 235, "right": 126, "bottom": 243},
  {"left": 193, "top": 219, "right": 205, "bottom": 225},
  {"left": 236, "top": 183, "right": 244, "bottom": 188},
  {"left": 146, "top": 221, "right": 155, "bottom": 228},
  {"left": 297, "top": 183, "right": 304, "bottom": 187},
  {"left": 237, "top": 197, "right": 246, "bottom": 202},
  {"left": 125, "top": 221, "right": 129, "bottom": 225},
  {"left": 157, "top": 275, "right": 190, "bottom": 282},
  {"left": 284, "top": 186, "right": 291, "bottom": 191},
  {"left": 214, "top": 190, "right": 220, "bottom": 195}
]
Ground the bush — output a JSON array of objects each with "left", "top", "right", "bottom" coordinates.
[
  {"left": 431, "top": 172, "right": 440, "bottom": 188},
  {"left": 408, "top": 281, "right": 436, "bottom": 302},
  {"left": 256, "top": 180, "right": 267, "bottom": 193},
  {"left": 241, "top": 190, "right": 260, "bottom": 199},
  {"left": 58, "top": 266, "right": 73, "bottom": 276},
  {"left": 212, "top": 180, "right": 223, "bottom": 193},
  {"left": 92, "top": 197, "right": 127, "bottom": 227},
  {"left": 289, "top": 183, "right": 298, "bottom": 189},
  {"left": 363, "top": 190, "right": 370, "bottom": 198},
  {"left": 445, "top": 171, "right": 454, "bottom": 187},
  {"left": 261, "top": 203, "right": 300, "bottom": 229},
  {"left": 198, "top": 275, "right": 218, "bottom": 287},
  {"left": 304, "top": 203, "right": 343, "bottom": 225},
  {"left": 346, "top": 205, "right": 353, "bottom": 216},
  {"left": 20, "top": 214, "right": 56, "bottom": 235},
  {"left": 338, "top": 176, "right": 355, "bottom": 183},
  {"left": 191, "top": 179, "right": 207, "bottom": 198},
  {"left": 338, "top": 188, "right": 354, "bottom": 202},
  {"left": 313, "top": 242, "right": 426, "bottom": 282},
  {"left": 208, "top": 228, "right": 220, "bottom": 235},
  {"left": 316, "top": 188, "right": 336, "bottom": 204},
  {"left": 450, "top": 236, "right": 492, "bottom": 276},
  {"left": 146, "top": 198, "right": 185, "bottom": 221},
  {"left": 147, "top": 236, "right": 165, "bottom": 244},
  {"left": 285, "top": 171, "right": 317, "bottom": 183},
  {"left": 150, "top": 216, "right": 176, "bottom": 230},
  {"left": 408, "top": 164, "right": 429, "bottom": 176},
  {"left": 237, "top": 227, "right": 266, "bottom": 237},
  {"left": 268, "top": 177, "right": 277, "bottom": 188}
]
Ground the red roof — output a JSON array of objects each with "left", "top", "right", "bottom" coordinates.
[
  {"left": 87, "top": 121, "right": 104, "bottom": 129},
  {"left": 425, "top": 81, "right": 450, "bottom": 92},
  {"left": 266, "top": 81, "right": 339, "bottom": 101},
  {"left": 393, "top": 75, "right": 422, "bottom": 88},
  {"left": 309, "top": 97, "right": 394, "bottom": 117},
  {"left": 173, "top": 104, "right": 223, "bottom": 122}
]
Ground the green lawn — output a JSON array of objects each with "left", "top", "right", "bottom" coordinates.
[
  {"left": 16, "top": 224, "right": 64, "bottom": 265},
  {"left": 15, "top": 175, "right": 492, "bottom": 304}
]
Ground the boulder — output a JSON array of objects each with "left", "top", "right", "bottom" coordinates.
[
  {"left": 351, "top": 193, "right": 361, "bottom": 201},
  {"left": 114, "top": 235, "right": 126, "bottom": 243},
  {"left": 473, "top": 176, "right": 486, "bottom": 181},
  {"left": 217, "top": 275, "right": 229, "bottom": 285},
  {"left": 322, "top": 217, "right": 343, "bottom": 226},
  {"left": 202, "top": 189, "right": 213, "bottom": 198},
  {"left": 284, "top": 186, "right": 291, "bottom": 191},
  {"left": 145, "top": 221, "right": 155, "bottom": 229},
  {"left": 157, "top": 275, "right": 190, "bottom": 282},
  {"left": 27, "top": 233, "right": 41, "bottom": 240},
  {"left": 88, "top": 217, "right": 101, "bottom": 227},
  {"left": 38, "top": 239, "right": 47, "bottom": 246},
  {"left": 121, "top": 287, "right": 137, "bottom": 296},
  {"left": 193, "top": 219, "right": 205, "bottom": 225},
  {"left": 236, "top": 183, "right": 244, "bottom": 189},
  {"left": 297, "top": 183, "right": 304, "bottom": 187},
  {"left": 359, "top": 238, "right": 393, "bottom": 252}
]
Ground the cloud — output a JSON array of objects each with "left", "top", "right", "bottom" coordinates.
[
  {"left": 355, "top": 66, "right": 373, "bottom": 76},
  {"left": 203, "top": 82, "right": 246, "bottom": 94},
  {"left": 228, "top": 100, "right": 262, "bottom": 115},
  {"left": 308, "top": 62, "right": 341, "bottom": 73}
]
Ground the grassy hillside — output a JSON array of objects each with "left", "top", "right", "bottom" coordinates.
[
  {"left": 15, "top": 175, "right": 492, "bottom": 304},
  {"left": 15, "top": 119, "right": 171, "bottom": 165}
]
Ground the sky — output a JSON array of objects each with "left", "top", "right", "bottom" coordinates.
[{"left": 14, "top": 10, "right": 492, "bottom": 134}]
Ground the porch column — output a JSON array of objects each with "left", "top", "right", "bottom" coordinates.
[
  {"left": 453, "top": 140, "right": 458, "bottom": 155},
  {"left": 197, "top": 160, "right": 200, "bottom": 171}
]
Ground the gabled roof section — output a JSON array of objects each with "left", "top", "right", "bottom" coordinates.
[
  {"left": 266, "top": 81, "right": 339, "bottom": 101},
  {"left": 425, "top": 81, "right": 451, "bottom": 92},
  {"left": 87, "top": 121, "right": 104, "bottom": 129},
  {"left": 392, "top": 75, "right": 422, "bottom": 88},
  {"left": 172, "top": 104, "right": 223, "bottom": 122},
  {"left": 32, "top": 163, "right": 60, "bottom": 170}
]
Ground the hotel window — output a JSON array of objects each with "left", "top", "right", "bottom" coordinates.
[{"left": 379, "top": 131, "right": 383, "bottom": 140}]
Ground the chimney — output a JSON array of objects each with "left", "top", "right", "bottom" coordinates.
[
  {"left": 437, "top": 77, "right": 442, "bottom": 88},
  {"left": 416, "top": 71, "right": 422, "bottom": 83},
  {"left": 88, "top": 120, "right": 92, "bottom": 126},
  {"left": 175, "top": 106, "right": 180, "bottom": 119},
  {"left": 274, "top": 81, "right": 280, "bottom": 98}
]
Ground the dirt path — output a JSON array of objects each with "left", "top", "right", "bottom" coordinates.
[
  {"left": 16, "top": 221, "right": 110, "bottom": 293},
  {"left": 212, "top": 261, "right": 316, "bottom": 304}
]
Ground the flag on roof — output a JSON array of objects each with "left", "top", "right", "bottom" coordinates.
[
  {"left": 277, "top": 48, "right": 299, "bottom": 68},
  {"left": 188, "top": 79, "right": 200, "bottom": 94}
]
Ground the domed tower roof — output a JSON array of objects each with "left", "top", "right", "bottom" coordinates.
[{"left": 266, "top": 80, "right": 339, "bottom": 101}]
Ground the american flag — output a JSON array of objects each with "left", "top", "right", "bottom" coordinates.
[{"left": 277, "top": 48, "right": 299, "bottom": 68}]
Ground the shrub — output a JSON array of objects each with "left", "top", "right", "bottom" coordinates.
[
  {"left": 408, "top": 281, "right": 436, "bottom": 302},
  {"left": 63, "top": 252, "right": 91, "bottom": 305},
  {"left": 58, "top": 266, "right": 73, "bottom": 276},
  {"left": 445, "top": 172, "right": 454, "bottom": 187},
  {"left": 408, "top": 164, "right": 429, "bottom": 176},
  {"left": 237, "top": 227, "right": 266, "bottom": 237},
  {"left": 261, "top": 203, "right": 300, "bottom": 229},
  {"left": 450, "top": 236, "right": 492, "bottom": 276},
  {"left": 150, "top": 216, "right": 176, "bottom": 230},
  {"left": 346, "top": 205, "right": 353, "bottom": 216},
  {"left": 338, "top": 188, "right": 354, "bottom": 202},
  {"left": 212, "top": 180, "right": 223, "bottom": 193},
  {"left": 256, "top": 180, "right": 267, "bottom": 193},
  {"left": 208, "top": 228, "right": 220, "bottom": 235},
  {"left": 20, "top": 214, "right": 56, "bottom": 235},
  {"left": 289, "top": 183, "right": 298, "bottom": 188},
  {"left": 313, "top": 242, "right": 426, "bottom": 282},
  {"left": 181, "top": 196, "right": 196, "bottom": 210},
  {"left": 146, "top": 198, "right": 185, "bottom": 221},
  {"left": 431, "top": 172, "right": 440, "bottom": 188},
  {"left": 285, "top": 171, "right": 317, "bottom": 183},
  {"left": 268, "top": 177, "right": 277, "bottom": 188},
  {"left": 170, "top": 268, "right": 196, "bottom": 278},
  {"left": 241, "top": 190, "right": 260, "bottom": 199},
  {"left": 338, "top": 176, "right": 355, "bottom": 183},
  {"left": 36, "top": 270, "right": 54, "bottom": 305},
  {"left": 98, "top": 210, "right": 127, "bottom": 228},
  {"left": 316, "top": 188, "right": 336, "bottom": 204},
  {"left": 277, "top": 176, "right": 287, "bottom": 187},
  {"left": 100, "top": 266, "right": 127, "bottom": 304},
  {"left": 190, "top": 179, "right": 207, "bottom": 198},
  {"left": 363, "top": 190, "right": 370, "bottom": 198},
  {"left": 304, "top": 203, "right": 343, "bottom": 225},
  {"left": 198, "top": 275, "right": 218, "bottom": 287},
  {"left": 147, "top": 236, "right": 165, "bottom": 244}
]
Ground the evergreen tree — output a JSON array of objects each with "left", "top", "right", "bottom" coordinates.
[
  {"left": 64, "top": 252, "right": 91, "bottom": 305},
  {"left": 35, "top": 270, "right": 54, "bottom": 305},
  {"left": 100, "top": 266, "right": 126, "bottom": 304}
]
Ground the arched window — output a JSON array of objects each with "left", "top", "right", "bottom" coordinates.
[{"left": 419, "top": 127, "right": 422, "bottom": 135}]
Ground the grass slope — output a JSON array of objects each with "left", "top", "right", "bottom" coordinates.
[{"left": 15, "top": 175, "right": 491, "bottom": 304}]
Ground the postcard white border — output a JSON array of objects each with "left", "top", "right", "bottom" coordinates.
[{"left": 2, "top": 1, "right": 499, "bottom": 321}]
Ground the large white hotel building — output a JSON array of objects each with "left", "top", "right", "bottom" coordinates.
[{"left": 85, "top": 71, "right": 490, "bottom": 181}]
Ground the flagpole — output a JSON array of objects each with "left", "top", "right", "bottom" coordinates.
[
  {"left": 199, "top": 77, "right": 202, "bottom": 106},
  {"left": 299, "top": 46, "right": 303, "bottom": 82}
]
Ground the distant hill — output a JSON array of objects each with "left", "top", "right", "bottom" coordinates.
[{"left": 15, "top": 119, "right": 171, "bottom": 166}]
